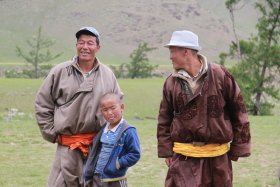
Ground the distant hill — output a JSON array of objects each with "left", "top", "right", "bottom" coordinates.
[{"left": 0, "top": 0, "right": 261, "bottom": 65}]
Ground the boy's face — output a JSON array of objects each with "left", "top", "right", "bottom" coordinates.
[{"left": 100, "top": 99, "right": 124, "bottom": 127}]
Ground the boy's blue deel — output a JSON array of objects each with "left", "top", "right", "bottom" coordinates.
[{"left": 84, "top": 120, "right": 141, "bottom": 183}]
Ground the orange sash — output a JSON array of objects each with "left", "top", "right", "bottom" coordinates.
[{"left": 61, "top": 132, "right": 97, "bottom": 156}]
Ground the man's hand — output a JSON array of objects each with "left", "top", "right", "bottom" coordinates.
[
  {"left": 230, "top": 156, "right": 239, "bottom": 162},
  {"left": 165, "top": 157, "right": 173, "bottom": 167},
  {"left": 55, "top": 135, "right": 61, "bottom": 144}
]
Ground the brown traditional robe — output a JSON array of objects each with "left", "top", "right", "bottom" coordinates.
[{"left": 157, "top": 56, "right": 251, "bottom": 187}]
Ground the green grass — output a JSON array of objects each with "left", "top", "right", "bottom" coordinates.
[
  {"left": 0, "top": 78, "right": 280, "bottom": 187},
  {"left": 0, "top": 79, "right": 41, "bottom": 113},
  {"left": 232, "top": 116, "right": 280, "bottom": 187},
  {"left": 0, "top": 78, "right": 166, "bottom": 118}
]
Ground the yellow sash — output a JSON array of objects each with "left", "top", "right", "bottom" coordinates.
[{"left": 173, "top": 142, "right": 229, "bottom": 157}]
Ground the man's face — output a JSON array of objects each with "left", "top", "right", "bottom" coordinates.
[
  {"left": 76, "top": 34, "right": 100, "bottom": 63},
  {"left": 169, "top": 46, "right": 186, "bottom": 70}
]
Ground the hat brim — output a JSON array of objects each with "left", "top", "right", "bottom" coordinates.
[
  {"left": 75, "top": 27, "right": 100, "bottom": 40},
  {"left": 164, "top": 41, "right": 202, "bottom": 51},
  {"left": 76, "top": 30, "right": 98, "bottom": 39}
]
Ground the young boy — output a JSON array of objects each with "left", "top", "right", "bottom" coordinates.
[{"left": 84, "top": 93, "right": 141, "bottom": 187}]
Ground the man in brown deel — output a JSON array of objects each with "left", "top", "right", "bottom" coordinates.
[
  {"left": 35, "top": 27, "right": 123, "bottom": 187},
  {"left": 157, "top": 30, "right": 251, "bottom": 187}
]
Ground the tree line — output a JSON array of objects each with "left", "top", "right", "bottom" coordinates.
[{"left": 14, "top": 0, "right": 280, "bottom": 115}]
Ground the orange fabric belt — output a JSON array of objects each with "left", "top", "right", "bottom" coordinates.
[{"left": 60, "top": 132, "right": 97, "bottom": 156}]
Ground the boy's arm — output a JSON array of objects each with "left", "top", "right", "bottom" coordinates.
[{"left": 117, "top": 128, "right": 141, "bottom": 168}]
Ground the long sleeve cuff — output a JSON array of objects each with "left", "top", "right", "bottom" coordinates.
[{"left": 229, "top": 142, "right": 251, "bottom": 157}]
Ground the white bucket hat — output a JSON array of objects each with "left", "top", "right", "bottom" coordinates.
[{"left": 164, "top": 30, "right": 202, "bottom": 51}]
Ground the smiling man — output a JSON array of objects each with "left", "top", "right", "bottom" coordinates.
[
  {"left": 75, "top": 27, "right": 101, "bottom": 78},
  {"left": 35, "top": 27, "right": 123, "bottom": 187}
]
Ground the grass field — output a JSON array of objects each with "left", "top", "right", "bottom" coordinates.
[{"left": 0, "top": 78, "right": 280, "bottom": 187}]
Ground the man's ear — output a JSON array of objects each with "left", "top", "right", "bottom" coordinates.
[{"left": 97, "top": 45, "right": 101, "bottom": 52}]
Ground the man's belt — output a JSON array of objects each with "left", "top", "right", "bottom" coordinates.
[
  {"left": 173, "top": 142, "right": 229, "bottom": 158},
  {"left": 61, "top": 132, "right": 97, "bottom": 156}
]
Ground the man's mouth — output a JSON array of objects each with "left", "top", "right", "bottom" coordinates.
[{"left": 81, "top": 52, "right": 90, "bottom": 54}]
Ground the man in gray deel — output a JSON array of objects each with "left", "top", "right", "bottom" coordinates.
[{"left": 35, "top": 27, "right": 123, "bottom": 187}]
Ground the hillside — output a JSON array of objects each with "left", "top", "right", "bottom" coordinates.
[{"left": 0, "top": 0, "right": 260, "bottom": 65}]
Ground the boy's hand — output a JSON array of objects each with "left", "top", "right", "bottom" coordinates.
[{"left": 165, "top": 157, "right": 173, "bottom": 167}]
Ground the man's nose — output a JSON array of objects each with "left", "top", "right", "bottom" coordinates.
[{"left": 82, "top": 44, "right": 89, "bottom": 49}]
